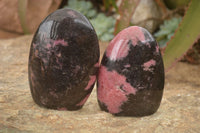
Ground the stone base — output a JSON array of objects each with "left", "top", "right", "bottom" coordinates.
[{"left": 0, "top": 35, "right": 200, "bottom": 132}]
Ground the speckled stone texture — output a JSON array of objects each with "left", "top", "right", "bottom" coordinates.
[
  {"left": 28, "top": 8, "right": 99, "bottom": 110},
  {"left": 0, "top": 36, "right": 200, "bottom": 133},
  {"left": 97, "top": 26, "right": 164, "bottom": 116}
]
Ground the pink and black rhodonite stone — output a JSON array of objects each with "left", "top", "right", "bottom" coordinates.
[
  {"left": 97, "top": 26, "right": 164, "bottom": 116},
  {"left": 28, "top": 8, "right": 99, "bottom": 110}
]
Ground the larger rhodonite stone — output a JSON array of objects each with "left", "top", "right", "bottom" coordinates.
[
  {"left": 97, "top": 26, "right": 164, "bottom": 116},
  {"left": 28, "top": 8, "right": 99, "bottom": 110}
]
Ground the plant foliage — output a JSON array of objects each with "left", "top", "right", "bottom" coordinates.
[
  {"left": 65, "top": 0, "right": 115, "bottom": 41},
  {"left": 18, "top": 0, "right": 30, "bottom": 34},
  {"left": 154, "top": 17, "right": 182, "bottom": 48},
  {"left": 163, "top": 0, "right": 200, "bottom": 71},
  {"left": 90, "top": 14, "right": 115, "bottom": 42}
]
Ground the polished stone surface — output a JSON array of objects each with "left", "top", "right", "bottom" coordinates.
[
  {"left": 97, "top": 26, "right": 164, "bottom": 116},
  {"left": 28, "top": 8, "right": 99, "bottom": 110},
  {"left": 0, "top": 35, "right": 200, "bottom": 132}
]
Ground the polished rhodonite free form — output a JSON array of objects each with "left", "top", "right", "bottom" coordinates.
[
  {"left": 97, "top": 26, "right": 165, "bottom": 116},
  {"left": 28, "top": 8, "right": 99, "bottom": 110}
]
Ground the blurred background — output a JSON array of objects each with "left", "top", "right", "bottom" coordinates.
[{"left": 0, "top": 0, "right": 199, "bottom": 67}]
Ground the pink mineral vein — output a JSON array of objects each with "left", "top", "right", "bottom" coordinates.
[
  {"left": 49, "top": 91, "right": 59, "bottom": 98},
  {"left": 129, "top": 27, "right": 145, "bottom": 46},
  {"left": 124, "top": 64, "right": 131, "bottom": 68},
  {"left": 84, "top": 75, "right": 96, "bottom": 90},
  {"left": 76, "top": 94, "right": 90, "bottom": 106},
  {"left": 53, "top": 39, "right": 68, "bottom": 47},
  {"left": 67, "top": 10, "right": 77, "bottom": 17},
  {"left": 29, "top": 68, "right": 36, "bottom": 94},
  {"left": 143, "top": 59, "right": 156, "bottom": 71},
  {"left": 106, "top": 26, "right": 146, "bottom": 61},
  {"left": 106, "top": 39, "right": 130, "bottom": 61},
  {"left": 156, "top": 45, "right": 160, "bottom": 53},
  {"left": 46, "top": 43, "right": 51, "bottom": 49},
  {"left": 146, "top": 42, "right": 151, "bottom": 48},
  {"left": 58, "top": 107, "right": 68, "bottom": 111},
  {"left": 94, "top": 62, "right": 99, "bottom": 67},
  {"left": 97, "top": 66, "right": 137, "bottom": 114}
]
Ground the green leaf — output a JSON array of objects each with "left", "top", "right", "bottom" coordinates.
[
  {"left": 66, "top": 0, "right": 115, "bottom": 41},
  {"left": 163, "top": 0, "right": 200, "bottom": 71},
  {"left": 100, "top": 34, "right": 114, "bottom": 42},
  {"left": 18, "top": 0, "right": 30, "bottom": 34},
  {"left": 159, "top": 39, "right": 169, "bottom": 48},
  {"left": 154, "top": 17, "right": 182, "bottom": 48},
  {"left": 87, "top": 10, "right": 97, "bottom": 18}
]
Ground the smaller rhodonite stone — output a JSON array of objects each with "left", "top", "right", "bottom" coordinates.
[
  {"left": 97, "top": 26, "right": 164, "bottom": 116},
  {"left": 28, "top": 8, "right": 99, "bottom": 110}
]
